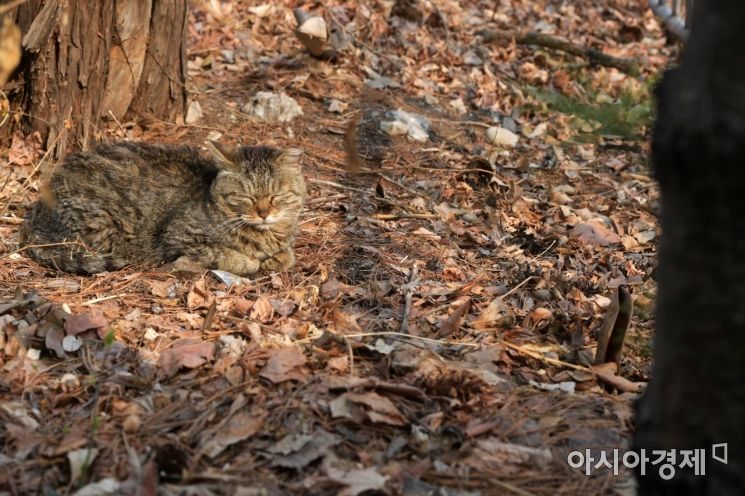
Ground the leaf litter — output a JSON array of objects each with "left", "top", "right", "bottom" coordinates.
[{"left": 0, "top": 0, "right": 672, "bottom": 494}]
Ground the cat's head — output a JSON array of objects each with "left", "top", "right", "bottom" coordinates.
[{"left": 207, "top": 142, "right": 306, "bottom": 230}]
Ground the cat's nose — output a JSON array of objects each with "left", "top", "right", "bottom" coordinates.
[{"left": 256, "top": 206, "right": 270, "bottom": 219}]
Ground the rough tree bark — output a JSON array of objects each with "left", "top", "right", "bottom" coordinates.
[
  {"left": 634, "top": 0, "right": 745, "bottom": 493},
  {"left": 1, "top": 0, "right": 187, "bottom": 159}
]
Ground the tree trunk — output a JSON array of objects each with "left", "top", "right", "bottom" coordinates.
[
  {"left": 634, "top": 0, "right": 745, "bottom": 494},
  {"left": 1, "top": 0, "right": 187, "bottom": 159}
]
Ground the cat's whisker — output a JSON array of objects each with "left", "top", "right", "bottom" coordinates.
[{"left": 215, "top": 217, "right": 244, "bottom": 235}]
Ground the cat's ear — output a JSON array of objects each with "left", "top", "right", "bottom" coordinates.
[
  {"left": 206, "top": 141, "right": 239, "bottom": 169},
  {"left": 276, "top": 148, "right": 303, "bottom": 168}
]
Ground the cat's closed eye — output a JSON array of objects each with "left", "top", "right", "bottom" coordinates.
[{"left": 225, "top": 196, "right": 249, "bottom": 208}]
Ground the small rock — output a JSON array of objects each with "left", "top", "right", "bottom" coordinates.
[
  {"left": 328, "top": 99, "right": 348, "bottom": 113},
  {"left": 220, "top": 49, "right": 235, "bottom": 63},
  {"left": 463, "top": 50, "right": 483, "bottom": 65},
  {"left": 206, "top": 130, "right": 223, "bottom": 142},
  {"left": 60, "top": 373, "right": 80, "bottom": 387},
  {"left": 460, "top": 213, "right": 479, "bottom": 224},
  {"left": 486, "top": 126, "right": 519, "bottom": 147},
  {"left": 186, "top": 101, "right": 203, "bottom": 124},
  {"left": 533, "top": 289, "right": 552, "bottom": 301},
  {"left": 144, "top": 328, "right": 159, "bottom": 341},
  {"left": 62, "top": 335, "right": 82, "bottom": 352},
  {"left": 449, "top": 97, "right": 467, "bottom": 114},
  {"left": 242, "top": 92, "right": 303, "bottom": 124},
  {"left": 502, "top": 117, "right": 518, "bottom": 132},
  {"left": 380, "top": 109, "right": 430, "bottom": 142},
  {"left": 364, "top": 71, "right": 400, "bottom": 89},
  {"left": 294, "top": 11, "right": 327, "bottom": 56},
  {"left": 634, "top": 230, "right": 656, "bottom": 245}
]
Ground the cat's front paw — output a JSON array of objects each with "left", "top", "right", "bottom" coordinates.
[
  {"left": 260, "top": 249, "right": 295, "bottom": 273},
  {"left": 217, "top": 250, "right": 260, "bottom": 276}
]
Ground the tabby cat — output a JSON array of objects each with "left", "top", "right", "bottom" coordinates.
[{"left": 19, "top": 141, "right": 306, "bottom": 275}]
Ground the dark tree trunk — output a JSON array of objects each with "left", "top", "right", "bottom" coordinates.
[
  {"left": 634, "top": 0, "right": 745, "bottom": 494},
  {"left": 1, "top": 0, "right": 187, "bottom": 159}
]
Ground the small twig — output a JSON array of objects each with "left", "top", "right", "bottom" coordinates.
[
  {"left": 202, "top": 299, "right": 217, "bottom": 330},
  {"left": 306, "top": 177, "right": 411, "bottom": 210},
  {"left": 341, "top": 331, "right": 479, "bottom": 348},
  {"left": 305, "top": 193, "right": 347, "bottom": 205},
  {"left": 82, "top": 294, "right": 131, "bottom": 306},
  {"left": 2, "top": 240, "right": 86, "bottom": 259},
  {"left": 343, "top": 336, "right": 355, "bottom": 377},
  {"left": 527, "top": 240, "right": 556, "bottom": 263},
  {"left": 501, "top": 276, "right": 536, "bottom": 299},
  {"left": 343, "top": 113, "right": 363, "bottom": 176},
  {"left": 108, "top": 110, "right": 128, "bottom": 136},
  {"left": 307, "top": 178, "right": 369, "bottom": 195},
  {"left": 400, "top": 265, "right": 419, "bottom": 334},
  {"left": 431, "top": 118, "right": 493, "bottom": 128},
  {"left": 376, "top": 172, "right": 421, "bottom": 197},
  {"left": 369, "top": 212, "right": 439, "bottom": 220},
  {"left": 0, "top": 215, "right": 22, "bottom": 225},
  {"left": 499, "top": 339, "right": 590, "bottom": 372}
]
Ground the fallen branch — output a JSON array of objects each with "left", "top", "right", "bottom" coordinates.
[
  {"left": 479, "top": 29, "right": 640, "bottom": 76},
  {"left": 594, "top": 285, "right": 633, "bottom": 365},
  {"left": 501, "top": 340, "right": 646, "bottom": 393}
]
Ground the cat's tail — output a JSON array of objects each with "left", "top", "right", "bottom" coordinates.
[{"left": 19, "top": 203, "right": 126, "bottom": 274}]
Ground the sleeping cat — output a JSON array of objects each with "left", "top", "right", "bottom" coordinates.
[{"left": 19, "top": 141, "right": 306, "bottom": 275}]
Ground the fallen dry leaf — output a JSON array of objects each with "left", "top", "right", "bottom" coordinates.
[
  {"left": 67, "top": 448, "right": 99, "bottom": 482},
  {"left": 321, "top": 275, "right": 361, "bottom": 300},
  {"left": 259, "top": 347, "right": 308, "bottom": 383},
  {"left": 250, "top": 296, "right": 274, "bottom": 323},
  {"left": 186, "top": 277, "right": 213, "bottom": 309},
  {"left": 570, "top": 221, "right": 621, "bottom": 247},
  {"left": 472, "top": 297, "right": 513, "bottom": 329},
  {"left": 437, "top": 297, "right": 471, "bottom": 337},
  {"left": 344, "top": 391, "right": 407, "bottom": 426},
  {"left": 64, "top": 312, "right": 107, "bottom": 336},
  {"left": 201, "top": 411, "right": 265, "bottom": 458},
  {"left": 326, "top": 465, "right": 389, "bottom": 496},
  {"left": 45, "top": 326, "right": 66, "bottom": 359},
  {"left": 270, "top": 429, "right": 340, "bottom": 469},
  {"left": 146, "top": 279, "right": 177, "bottom": 298},
  {"left": 158, "top": 339, "right": 216, "bottom": 378}
]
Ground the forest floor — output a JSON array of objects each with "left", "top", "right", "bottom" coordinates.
[{"left": 0, "top": 1, "right": 677, "bottom": 495}]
